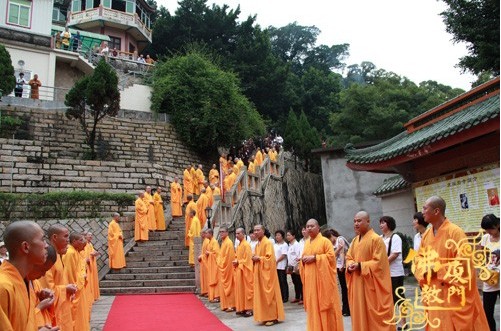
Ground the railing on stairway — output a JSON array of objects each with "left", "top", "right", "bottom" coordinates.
[{"left": 210, "top": 151, "right": 284, "bottom": 235}]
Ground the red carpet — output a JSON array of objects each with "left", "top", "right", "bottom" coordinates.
[{"left": 103, "top": 294, "right": 232, "bottom": 331}]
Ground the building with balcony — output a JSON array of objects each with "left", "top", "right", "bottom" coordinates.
[{"left": 68, "top": 0, "right": 154, "bottom": 55}]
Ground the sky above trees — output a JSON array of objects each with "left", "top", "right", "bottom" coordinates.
[{"left": 157, "top": 0, "right": 477, "bottom": 90}]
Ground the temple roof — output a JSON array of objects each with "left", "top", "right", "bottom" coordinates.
[
  {"left": 373, "top": 175, "right": 410, "bottom": 196},
  {"left": 345, "top": 78, "right": 500, "bottom": 167}
]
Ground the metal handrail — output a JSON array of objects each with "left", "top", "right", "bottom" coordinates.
[{"left": 8, "top": 85, "right": 71, "bottom": 102}]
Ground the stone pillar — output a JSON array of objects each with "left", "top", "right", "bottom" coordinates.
[{"left": 194, "top": 236, "right": 201, "bottom": 293}]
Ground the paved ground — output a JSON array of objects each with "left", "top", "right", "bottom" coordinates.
[{"left": 91, "top": 276, "right": 499, "bottom": 330}]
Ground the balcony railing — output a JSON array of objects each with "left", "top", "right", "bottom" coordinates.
[{"left": 69, "top": 7, "right": 152, "bottom": 41}]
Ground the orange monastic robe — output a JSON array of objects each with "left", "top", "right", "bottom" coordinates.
[
  {"left": 170, "top": 182, "right": 183, "bottom": 217},
  {"left": 83, "top": 242, "right": 100, "bottom": 301},
  {"left": 269, "top": 150, "right": 277, "bottom": 162},
  {"left": 108, "top": 219, "right": 126, "bottom": 269},
  {"left": 414, "top": 219, "right": 489, "bottom": 331},
  {"left": 213, "top": 186, "right": 221, "bottom": 197},
  {"left": 200, "top": 238, "right": 210, "bottom": 295},
  {"left": 190, "top": 167, "right": 199, "bottom": 195},
  {"left": 236, "top": 159, "right": 244, "bottom": 173},
  {"left": 32, "top": 279, "right": 56, "bottom": 329},
  {"left": 345, "top": 229, "right": 395, "bottom": 331},
  {"left": 218, "top": 237, "right": 236, "bottom": 310},
  {"left": 184, "top": 200, "right": 197, "bottom": 247},
  {"left": 196, "top": 168, "right": 205, "bottom": 192},
  {"left": 300, "top": 234, "right": 343, "bottom": 331},
  {"left": 38, "top": 254, "right": 73, "bottom": 331},
  {"left": 0, "top": 261, "right": 37, "bottom": 331},
  {"left": 196, "top": 193, "right": 209, "bottom": 228},
  {"left": 224, "top": 172, "right": 236, "bottom": 193},
  {"left": 62, "top": 245, "right": 90, "bottom": 331},
  {"left": 206, "top": 186, "right": 213, "bottom": 207},
  {"left": 188, "top": 216, "right": 201, "bottom": 265},
  {"left": 253, "top": 236, "right": 285, "bottom": 323},
  {"left": 235, "top": 238, "right": 254, "bottom": 312},
  {"left": 143, "top": 192, "right": 156, "bottom": 231},
  {"left": 209, "top": 168, "right": 219, "bottom": 186},
  {"left": 153, "top": 192, "right": 166, "bottom": 230},
  {"left": 255, "top": 150, "right": 263, "bottom": 166},
  {"left": 248, "top": 161, "right": 256, "bottom": 174},
  {"left": 183, "top": 169, "right": 193, "bottom": 203},
  {"left": 135, "top": 197, "right": 149, "bottom": 241},
  {"left": 207, "top": 237, "right": 221, "bottom": 301}
]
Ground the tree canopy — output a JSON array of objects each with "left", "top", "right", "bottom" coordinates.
[
  {"left": 440, "top": 0, "right": 499, "bottom": 75},
  {"left": 65, "top": 59, "right": 120, "bottom": 159},
  {"left": 0, "top": 44, "right": 15, "bottom": 98},
  {"left": 151, "top": 50, "right": 265, "bottom": 156}
]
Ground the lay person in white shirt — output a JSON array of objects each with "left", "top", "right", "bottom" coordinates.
[
  {"left": 249, "top": 231, "right": 258, "bottom": 254},
  {"left": 286, "top": 230, "right": 303, "bottom": 304},
  {"left": 412, "top": 212, "right": 427, "bottom": 251},
  {"left": 380, "top": 216, "right": 406, "bottom": 330},
  {"left": 274, "top": 230, "right": 288, "bottom": 303}
]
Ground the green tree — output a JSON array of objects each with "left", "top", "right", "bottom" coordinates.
[
  {"left": 151, "top": 51, "right": 265, "bottom": 156},
  {"left": 440, "top": 0, "right": 499, "bottom": 75},
  {"left": 284, "top": 110, "right": 321, "bottom": 171},
  {"left": 65, "top": 59, "right": 120, "bottom": 160},
  {"left": 0, "top": 44, "right": 15, "bottom": 98}
]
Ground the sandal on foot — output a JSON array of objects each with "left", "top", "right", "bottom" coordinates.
[
  {"left": 265, "top": 320, "right": 278, "bottom": 326},
  {"left": 243, "top": 311, "right": 253, "bottom": 318}
]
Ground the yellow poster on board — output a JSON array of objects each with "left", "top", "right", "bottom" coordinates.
[{"left": 414, "top": 164, "right": 500, "bottom": 233}]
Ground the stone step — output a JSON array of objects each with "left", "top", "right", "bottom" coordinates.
[
  {"left": 110, "top": 266, "right": 193, "bottom": 274},
  {"left": 100, "top": 278, "right": 195, "bottom": 288},
  {"left": 128, "top": 249, "right": 188, "bottom": 257},
  {"left": 125, "top": 260, "right": 189, "bottom": 268},
  {"left": 105, "top": 272, "right": 194, "bottom": 281},
  {"left": 132, "top": 244, "right": 186, "bottom": 251},
  {"left": 147, "top": 232, "right": 183, "bottom": 240},
  {"left": 136, "top": 240, "right": 185, "bottom": 247},
  {"left": 100, "top": 286, "right": 196, "bottom": 295}
]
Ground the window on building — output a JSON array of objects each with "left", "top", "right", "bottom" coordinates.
[
  {"left": 52, "top": 7, "right": 66, "bottom": 22},
  {"left": 109, "top": 36, "right": 121, "bottom": 51},
  {"left": 71, "top": 0, "right": 82, "bottom": 12},
  {"left": 7, "top": 0, "right": 32, "bottom": 28},
  {"left": 102, "top": 0, "right": 111, "bottom": 8},
  {"left": 125, "top": 0, "right": 135, "bottom": 13}
]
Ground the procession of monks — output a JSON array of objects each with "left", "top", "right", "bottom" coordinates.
[{"left": 0, "top": 221, "right": 102, "bottom": 330}]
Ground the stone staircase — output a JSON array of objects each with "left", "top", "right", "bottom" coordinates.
[{"left": 100, "top": 217, "right": 196, "bottom": 294}]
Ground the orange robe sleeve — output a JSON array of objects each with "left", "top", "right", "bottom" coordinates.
[
  {"left": 108, "top": 220, "right": 126, "bottom": 269},
  {"left": 235, "top": 240, "right": 254, "bottom": 312},
  {"left": 207, "top": 238, "right": 221, "bottom": 301},
  {"left": 217, "top": 237, "right": 236, "bottom": 310}
]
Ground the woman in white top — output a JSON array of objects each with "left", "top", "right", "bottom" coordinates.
[
  {"left": 379, "top": 216, "right": 406, "bottom": 330},
  {"left": 412, "top": 212, "right": 427, "bottom": 251},
  {"left": 274, "top": 230, "right": 288, "bottom": 303},
  {"left": 480, "top": 214, "right": 500, "bottom": 331},
  {"left": 0, "top": 241, "right": 8, "bottom": 264},
  {"left": 286, "top": 230, "right": 303, "bottom": 303},
  {"left": 323, "top": 228, "right": 350, "bottom": 316}
]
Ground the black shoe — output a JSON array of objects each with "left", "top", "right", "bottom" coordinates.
[{"left": 342, "top": 313, "right": 350, "bottom": 317}]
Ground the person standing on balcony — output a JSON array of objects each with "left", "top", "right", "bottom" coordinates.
[
  {"left": 28, "top": 74, "right": 42, "bottom": 99},
  {"left": 14, "top": 72, "right": 25, "bottom": 97},
  {"left": 54, "top": 31, "right": 62, "bottom": 49},
  {"left": 72, "top": 31, "right": 81, "bottom": 52},
  {"left": 61, "top": 27, "right": 71, "bottom": 50}
]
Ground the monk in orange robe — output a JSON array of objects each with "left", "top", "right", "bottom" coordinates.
[
  {"left": 190, "top": 164, "right": 199, "bottom": 195},
  {"left": 233, "top": 227, "right": 254, "bottom": 316},
  {"left": 183, "top": 165, "right": 193, "bottom": 203},
  {"left": 235, "top": 158, "right": 244, "bottom": 173},
  {"left": 27, "top": 245, "right": 58, "bottom": 330},
  {"left": 205, "top": 228, "right": 220, "bottom": 303},
  {"left": 248, "top": 157, "right": 256, "bottom": 174},
  {"left": 252, "top": 224, "right": 284, "bottom": 326},
  {"left": 135, "top": 191, "right": 149, "bottom": 241},
  {"left": 39, "top": 224, "right": 76, "bottom": 331},
  {"left": 217, "top": 226, "right": 236, "bottom": 312},
  {"left": 170, "top": 177, "right": 183, "bottom": 217},
  {"left": 0, "top": 221, "right": 49, "bottom": 331},
  {"left": 198, "top": 229, "right": 209, "bottom": 297},
  {"left": 300, "top": 219, "right": 343, "bottom": 331},
  {"left": 209, "top": 164, "right": 219, "bottom": 186},
  {"left": 414, "top": 196, "right": 489, "bottom": 331},
  {"left": 184, "top": 195, "right": 197, "bottom": 247},
  {"left": 346, "top": 211, "right": 395, "bottom": 331},
  {"left": 211, "top": 184, "right": 221, "bottom": 198},
  {"left": 144, "top": 186, "right": 156, "bottom": 231},
  {"left": 219, "top": 154, "right": 227, "bottom": 172},
  {"left": 153, "top": 187, "right": 166, "bottom": 230},
  {"left": 62, "top": 233, "right": 90, "bottom": 331},
  {"left": 108, "top": 212, "right": 126, "bottom": 269},
  {"left": 196, "top": 188, "right": 209, "bottom": 228},
  {"left": 187, "top": 210, "right": 201, "bottom": 266},
  {"left": 205, "top": 181, "right": 214, "bottom": 207},
  {"left": 254, "top": 148, "right": 263, "bottom": 167},
  {"left": 83, "top": 232, "right": 100, "bottom": 302},
  {"left": 196, "top": 164, "right": 205, "bottom": 193}
]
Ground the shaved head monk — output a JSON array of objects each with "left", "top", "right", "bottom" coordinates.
[
  {"left": 414, "top": 196, "right": 488, "bottom": 330},
  {"left": 345, "top": 211, "right": 395, "bottom": 331},
  {"left": 38, "top": 224, "right": 76, "bottom": 331},
  {"left": 217, "top": 226, "right": 236, "bottom": 312},
  {"left": 233, "top": 227, "right": 253, "bottom": 317},
  {"left": 0, "top": 221, "right": 48, "bottom": 330},
  {"left": 252, "top": 224, "right": 284, "bottom": 326},
  {"left": 300, "top": 219, "right": 343, "bottom": 330}
]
